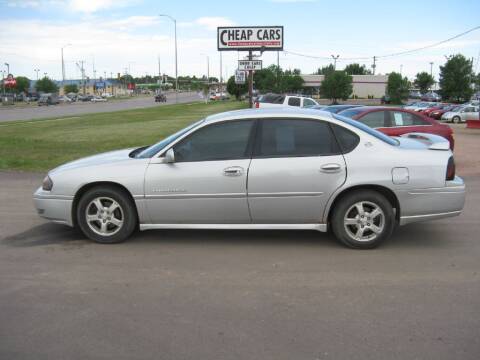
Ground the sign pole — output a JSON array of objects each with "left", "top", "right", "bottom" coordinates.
[{"left": 248, "top": 50, "right": 253, "bottom": 108}]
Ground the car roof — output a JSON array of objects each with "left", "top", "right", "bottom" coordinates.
[{"left": 204, "top": 108, "right": 334, "bottom": 123}]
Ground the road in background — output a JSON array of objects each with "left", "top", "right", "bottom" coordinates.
[
  {"left": 0, "top": 125, "right": 479, "bottom": 360},
  {"left": 0, "top": 92, "right": 202, "bottom": 122}
]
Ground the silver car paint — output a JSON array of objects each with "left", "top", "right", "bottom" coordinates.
[{"left": 34, "top": 108, "right": 466, "bottom": 231}]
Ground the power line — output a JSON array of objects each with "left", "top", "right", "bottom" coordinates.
[{"left": 284, "top": 25, "right": 480, "bottom": 62}]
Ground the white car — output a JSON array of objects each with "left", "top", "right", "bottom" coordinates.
[
  {"left": 91, "top": 96, "right": 107, "bottom": 102},
  {"left": 33, "top": 108, "right": 465, "bottom": 249},
  {"left": 404, "top": 102, "right": 438, "bottom": 112},
  {"left": 255, "top": 94, "right": 318, "bottom": 108},
  {"left": 441, "top": 105, "right": 479, "bottom": 123}
]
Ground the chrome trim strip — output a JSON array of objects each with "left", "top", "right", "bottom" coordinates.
[
  {"left": 144, "top": 193, "right": 245, "bottom": 199},
  {"left": 140, "top": 223, "right": 327, "bottom": 232},
  {"left": 33, "top": 194, "right": 74, "bottom": 200},
  {"left": 399, "top": 210, "right": 462, "bottom": 225},
  {"left": 248, "top": 192, "right": 324, "bottom": 198}
]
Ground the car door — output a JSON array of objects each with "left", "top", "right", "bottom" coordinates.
[
  {"left": 247, "top": 118, "right": 347, "bottom": 224},
  {"left": 461, "top": 107, "right": 473, "bottom": 121},
  {"left": 466, "top": 106, "right": 478, "bottom": 120},
  {"left": 144, "top": 119, "right": 255, "bottom": 224}
]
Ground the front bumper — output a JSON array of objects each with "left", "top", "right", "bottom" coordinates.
[
  {"left": 33, "top": 187, "right": 74, "bottom": 226},
  {"left": 397, "top": 176, "right": 466, "bottom": 225}
]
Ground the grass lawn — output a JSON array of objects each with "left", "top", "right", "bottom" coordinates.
[{"left": 0, "top": 101, "right": 247, "bottom": 172}]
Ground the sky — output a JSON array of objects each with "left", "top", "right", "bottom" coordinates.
[{"left": 1, "top": 0, "right": 480, "bottom": 82}]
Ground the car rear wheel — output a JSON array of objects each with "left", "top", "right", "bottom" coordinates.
[
  {"left": 77, "top": 186, "right": 137, "bottom": 244},
  {"left": 331, "top": 190, "right": 395, "bottom": 249},
  {"left": 452, "top": 116, "right": 461, "bottom": 124}
]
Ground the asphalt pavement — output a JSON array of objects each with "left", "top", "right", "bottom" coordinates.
[
  {"left": 0, "top": 92, "right": 202, "bottom": 122},
  {"left": 0, "top": 127, "right": 479, "bottom": 360}
]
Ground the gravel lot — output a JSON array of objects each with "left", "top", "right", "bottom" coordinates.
[
  {"left": 0, "top": 124, "right": 479, "bottom": 360},
  {"left": 0, "top": 92, "right": 202, "bottom": 122}
]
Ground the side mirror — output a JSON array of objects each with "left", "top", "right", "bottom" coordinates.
[{"left": 164, "top": 148, "right": 175, "bottom": 163}]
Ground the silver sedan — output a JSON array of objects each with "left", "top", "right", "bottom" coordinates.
[{"left": 34, "top": 108, "right": 465, "bottom": 249}]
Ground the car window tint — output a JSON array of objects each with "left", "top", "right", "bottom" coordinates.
[
  {"left": 330, "top": 123, "right": 360, "bottom": 153},
  {"left": 288, "top": 97, "right": 301, "bottom": 107},
  {"left": 258, "top": 94, "right": 285, "bottom": 104},
  {"left": 391, "top": 111, "right": 429, "bottom": 126},
  {"left": 174, "top": 120, "right": 254, "bottom": 162},
  {"left": 256, "top": 119, "right": 340, "bottom": 157},
  {"left": 358, "top": 111, "right": 386, "bottom": 128}
]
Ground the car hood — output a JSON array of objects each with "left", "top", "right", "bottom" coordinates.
[{"left": 50, "top": 148, "right": 136, "bottom": 174}]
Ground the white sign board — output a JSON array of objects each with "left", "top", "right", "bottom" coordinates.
[
  {"left": 218, "top": 26, "right": 284, "bottom": 51},
  {"left": 238, "top": 60, "right": 262, "bottom": 71},
  {"left": 235, "top": 70, "right": 246, "bottom": 84}
]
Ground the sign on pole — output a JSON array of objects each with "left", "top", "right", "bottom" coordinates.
[
  {"left": 235, "top": 70, "right": 246, "bottom": 84},
  {"left": 238, "top": 60, "right": 262, "bottom": 71},
  {"left": 217, "top": 26, "right": 283, "bottom": 51}
]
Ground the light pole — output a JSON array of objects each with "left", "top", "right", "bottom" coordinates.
[
  {"left": 34, "top": 68, "right": 40, "bottom": 80},
  {"left": 429, "top": 62, "right": 434, "bottom": 91},
  {"left": 331, "top": 55, "right": 339, "bottom": 70},
  {"left": 400, "top": 64, "right": 403, "bottom": 76},
  {"left": 159, "top": 14, "right": 178, "bottom": 103},
  {"left": 201, "top": 53, "right": 210, "bottom": 103},
  {"left": 61, "top": 43, "right": 71, "bottom": 89}
]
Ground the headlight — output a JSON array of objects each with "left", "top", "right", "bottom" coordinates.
[{"left": 42, "top": 175, "right": 53, "bottom": 191}]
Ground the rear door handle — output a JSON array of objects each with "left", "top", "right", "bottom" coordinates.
[
  {"left": 320, "top": 163, "right": 342, "bottom": 173},
  {"left": 223, "top": 166, "right": 244, "bottom": 177}
]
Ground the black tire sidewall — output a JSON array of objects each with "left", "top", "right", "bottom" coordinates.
[
  {"left": 331, "top": 190, "right": 395, "bottom": 249},
  {"left": 453, "top": 116, "right": 460, "bottom": 124},
  {"left": 77, "top": 187, "right": 137, "bottom": 244}
]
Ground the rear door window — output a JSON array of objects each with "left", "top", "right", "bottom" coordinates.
[
  {"left": 389, "top": 111, "right": 430, "bottom": 126},
  {"left": 302, "top": 98, "right": 316, "bottom": 107},
  {"left": 357, "top": 111, "right": 387, "bottom": 128},
  {"left": 288, "top": 97, "right": 301, "bottom": 107}
]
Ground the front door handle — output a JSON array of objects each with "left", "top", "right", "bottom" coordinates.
[
  {"left": 320, "top": 163, "right": 342, "bottom": 173},
  {"left": 223, "top": 166, "right": 244, "bottom": 177}
]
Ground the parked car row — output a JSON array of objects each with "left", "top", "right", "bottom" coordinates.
[{"left": 405, "top": 101, "right": 479, "bottom": 123}]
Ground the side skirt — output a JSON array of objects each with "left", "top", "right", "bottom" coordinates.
[{"left": 140, "top": 223, "right": 328, "bottom": 232}]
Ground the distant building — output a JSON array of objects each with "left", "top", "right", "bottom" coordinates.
[
  {"left": 302, "top": 74, "right": 388, "bottom": 98},
  {"left": 56, "top": 79, "right": 126, "bottom": 96}
]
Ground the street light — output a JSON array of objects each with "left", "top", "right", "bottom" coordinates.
[
  {"left": 331, "top": 55, "right": 339, "bottom": 70},
  {"left": 159, "top": 14, "right": 178, "bottom": 103},
  {"left": 200, "top": 53, "right": 210, "bottom": 103},
  {"left": 61, "top": 43, "right": 71, "bottom": 87},
  {"left": 4, "top": 63, "right": 9, "bottom": 75},
  {"left": 34, "top": 68, "right": 40, "bottom": 80}
]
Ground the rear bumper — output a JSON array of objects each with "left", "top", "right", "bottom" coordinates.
[
  {"left": 397, "top": 176, "right": 465, "bottom": 225},
  {"left": 33, "top": 187, "right": 74, "bottom": 226}
]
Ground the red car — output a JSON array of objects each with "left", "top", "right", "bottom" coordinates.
[
  {"left": 428, "top": 105, "right": 456, "bottom": 120},
  {"left": 337, "top": 107, "right": 454, "bottom": 150}
]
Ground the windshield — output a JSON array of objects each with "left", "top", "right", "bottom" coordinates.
[
  {"left": 135, "top": 119, "right": 204, "bottom": 158},
  {"left": 333, "top": 114, "right": 399, "bottom": 146}
]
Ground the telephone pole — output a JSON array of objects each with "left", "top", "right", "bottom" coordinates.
[
  {"left": 372, "top": 56, "right": 377, "bottom": 75},
  {"left": 76, "top": 61, "right": 86, "bottom": 95}
]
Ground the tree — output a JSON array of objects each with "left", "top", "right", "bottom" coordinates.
[
  {"left": 35, "top": 77, "right": 58, "bottom": 93},
  {"left": 439, "top": 54, "right": 474, "bottom": 102},
  {"left": 315, "top": 64, "right": 335, "bottom": 75},
  {"left": 319, "top": 71, "right": 353, "bottom": 104},
  {"left": 279, "top": 68, "right": 304, "bottom": 93},
  {"left": 414, "top": 72, "right": 435, "bottom": 94},
  {"left": 64, "top": 84, "right": 79, "bottom": 94},
  {"left": 14, "top": 76, "right": 30, "bottom": 94},
  {"left": 386, "top": 72, "right": 410, "bottom": 104},
  {"left": 226, "top": 75, "right": 247, "bottom": 100},
  {"left": 344, "top": 63, "right": 371, "bottom": 75},
  {"left": 254, "top": 65, "right": 277, "bottom": 93}
]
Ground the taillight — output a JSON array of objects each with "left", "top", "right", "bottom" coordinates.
[
  {"left": 255, "top": 101, "right": 259, "bottom": 108},
  {"left": 446, "top": 156, "right": 455, "bottom": 181}
]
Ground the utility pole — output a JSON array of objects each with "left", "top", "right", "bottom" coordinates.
[
  {"left": 76, "top": 61, "right": 86, "bottom": 95},
  {"left": 61, "top": 44, "right": 71, "bottom": 92},
  {"left": 4, "top": 63, "right": 10, "bottom": 76},
  {"left": 331, "top": 54, "right": 339, "bottom": 70},
  {"left": 400, "top": 64, "right": 403, "bottom": 76},
  {"left": 372, "top": 56, "right": 377, "bottom": 75},
  {"left": 429, "top": 62, "right": 433, "bottom": 77},
  {"left": 159, "top": 14, "right": 178, "bottom": 103},
  {"left": 219, "top": 51, "right": 222, "bottom": 90},
  {"left": 248, "top": 50, "right": 253, "bottom": 108}
]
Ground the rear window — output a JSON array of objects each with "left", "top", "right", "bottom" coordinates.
[
  {"left": 337, "top": 108, "right": 366, "bottom": 118},
  {"left": 333, "top": 114, "right": 399, "bottom": 146},
  {"left": 258, "top": 94, "right": 285, "bottom": 104}
]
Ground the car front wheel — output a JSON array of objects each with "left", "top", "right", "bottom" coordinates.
[
  {"left": 77, "top": 186, "right": 137, "bottom": 244},
  {"left": 452, "top": 116, "right": 461, "bottom": 124},
  {"left": 331, "top": 190, "right": 395, "bottom": 249}
]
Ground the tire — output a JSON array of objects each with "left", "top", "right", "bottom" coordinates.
[
  {"left": 76, "top": 186, "right": 137, "bottom": 244},
  {"left": 331, "top": 190, "right": 395, "bottom": 249},
  {"left": 452, "top": 116, "right": 461, "bottom": 124}
]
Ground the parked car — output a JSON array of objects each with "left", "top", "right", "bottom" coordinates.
[
  {"left": 255, "top": 93, "right": 318, "bottom": 108},
  {"left": 428, "top": 105, "right": 456, "bottom": 120},
  {"left": 441, "top": 105, "right": 479, "bottom": 123},
  {"left": 422, "top": 103, "right": 452, "bottom": 117},
  {"left": 91, "top": 96, "right": 107, "bottom": 102},
  {"left": 338, "top": 106, "right": 455, "bottom": 150},
  {"left": 380, "top": 95, "right": 391, "bottom": 104},
  {"left": 404, "top": 102, "right": 438, "bottom": 112},
  {"left": 38, "top": 93, "right": 59, "bottom": 106},
  {"left": 154, "top": 93, "right": 167, "bottom": 102},
  {"left": 409, "top": 91, "right": 422, "bottom": 99},
  {"left": 421, "top": 92, "right": 442, "bottom": 102},
  {"left": 80, "top": 95, "right": 94, "bottom": 102},
  {"left": 321, "top": 104, "right": 364, "bottom": 114},
  {"left": 33, "top": 108, "right": 465, "bottom": 249},
  {"left": 102, "top": 93, "right": 114, "bottom": 98},
  {"left": 58, "top": 95, "right": 72, "bottom": 103}
]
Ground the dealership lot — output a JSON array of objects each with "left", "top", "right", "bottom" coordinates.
[
  {"left": 0, "top": 124, "right": 479, "bottom": 359},
  {"left": 0, "top": 92, "right": 201, "bottom": 122}
]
